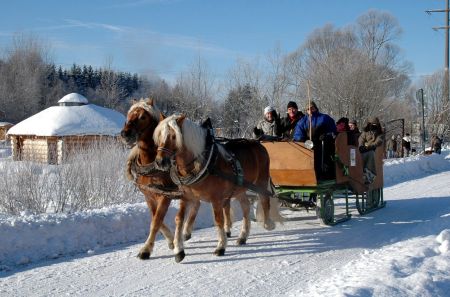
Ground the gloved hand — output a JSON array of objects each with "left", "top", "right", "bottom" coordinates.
[
  {"left": 253, "top": 127, "right": 262, "bottom": 137},
  {"left": 359, "top": 145, "right": 367, "bottom": 153},
  {"left": 366, "top": 145, "right": 376, "bottom": 151}
]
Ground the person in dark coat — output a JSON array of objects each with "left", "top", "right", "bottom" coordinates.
[
  {"left": 349, "top": 119, "right": 360, "bottom": 134},
  {"left": 293, "top": 101, "right": 337, "bottom": 179},
  {"left": 358, "top": 117, "right": 384, "bottom": 184},
  {"left": 336, "top": 117, "right": 350, "bottom": 133},
  {"left": 431, "top": 134, "right": 442, "bottom": 154},
  {"left": 402, "top": 133, "right": 411, "bottom": 157},
  {"left": 348, "top": 119, "right": 361, "bottom": 146},
  {"left": 279, "top": 101, "right": 304, "bottom": 139}
]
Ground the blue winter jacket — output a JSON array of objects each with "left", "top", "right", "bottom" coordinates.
[{"left": 293, "top": 111, "right": 337, "bottom": 142}]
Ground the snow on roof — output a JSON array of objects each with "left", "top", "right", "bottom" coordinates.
[
  {"left": 7, "top": 104, "right": 125, "bottom": 137},
  {"left": 58, "top": 93, "right": 89, "bottom": 104},
  {"left": 0, "top": 122, "right": 13, "bottom": 127}
]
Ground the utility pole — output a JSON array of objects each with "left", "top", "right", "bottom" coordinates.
[
  {"left": 426, "top": 0, "right": 450, "bottom": 108},
  {"left": 416, "top": 89, "right": 426, "bottom": 153}
]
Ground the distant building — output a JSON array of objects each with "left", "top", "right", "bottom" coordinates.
[{"left": 7, "top": 93, "right": 125, "bottom": 164}]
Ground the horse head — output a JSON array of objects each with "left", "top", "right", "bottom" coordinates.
[
  {"left": 121, "top": 97, "right": 164, "bottom": 147},
  {"left": 154, "top": 114, "right": 206, "bottom": 171}
]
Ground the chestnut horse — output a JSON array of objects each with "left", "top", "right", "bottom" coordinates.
[
  {"left": 154, "top": 114, "right": 280, "bottom": 257},
  {"left": 121, "top": 98, "right": 200, "bottom": 262}
]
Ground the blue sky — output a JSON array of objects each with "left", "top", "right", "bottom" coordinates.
[{"left": 0, "top": 0, "right": 447, "bottom": 83}]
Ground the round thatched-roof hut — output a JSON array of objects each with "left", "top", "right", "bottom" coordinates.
[
  {"left": 0, "top": 122, "right": 14, "bottom": 141},
  {"left": 7, "top": 93, "right": 126, "bottom": 164}
]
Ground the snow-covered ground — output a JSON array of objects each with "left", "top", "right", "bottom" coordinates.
[{"left": 1, "top": 151, "right": 450, "bottom": 297}]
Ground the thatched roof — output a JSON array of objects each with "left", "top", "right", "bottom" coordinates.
[{"left": 7, "top": 93, "right": 125, "bottom": 137}]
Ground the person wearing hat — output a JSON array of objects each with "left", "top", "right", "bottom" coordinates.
[
  {"left": 293, "top": 101, "right": 337, "bottom": 179},
  {"left": 253, "top": 105, "right": 281, "bottom": 140},
  {"left": 358, "top": 117, "right": 384, "bottom": 184},
  {"left": 279, "top": 101, "right": 304, "bottom": 139}
]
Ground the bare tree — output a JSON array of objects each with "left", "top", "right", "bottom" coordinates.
[
  {"left": 283, "top": 10, "right": 411, "bottom": 125},
  {"left": 0, "top": 33, "right": 51, "bottom": 123},
  {"left": 264, "top": 43, "right": 291, "bottom": 111},
  {"left": 417, "top": 71, "right": 450, "bottom": 137},
  {"left": 222, "top": 58, "right": 268, "bottom": 135},
  {"left": 171, "top": 56, "right": 217, "bottom": 121}
]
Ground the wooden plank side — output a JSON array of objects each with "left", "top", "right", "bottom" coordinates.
[
  {"left": 262, "top": 141, "right": 317, "bottom": 186},
  {"left": 370, "top": 145, "right": 384, "bottom": 190},
  {"left": 335, "top": 133, "right": 367, "bottom": 194}
]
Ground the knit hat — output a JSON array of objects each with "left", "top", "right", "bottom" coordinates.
[
  {"left": 367, "top": 117, "right": 380, "bottom": 125},
  {"left": 264, "top": 106, "right": 274, "bottom": 114},
  {"left": 287, "top": 101, "right": 298, "bottom": 110},
  {"left": 349, "top": 119, "right": 357, "bottom": 125}
]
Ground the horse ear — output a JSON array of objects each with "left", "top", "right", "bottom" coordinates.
[
  {"left": 131, "top": 98, "right": 137, "bottom": 104},
  {"left": 159, "top": 113, "right": 166, "bottom": 121},
  {"left": 146, "top": 97, "right": 154, "bottom": 106},
  {"left": 176, "top": 114, "right": 186, "bottom": 127}
]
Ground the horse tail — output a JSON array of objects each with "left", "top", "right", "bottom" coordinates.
[
  {"left": 268, "top": 179, "right": 283, "bottom": 223},
  {"left": 255, "top": 186, "right": 283, "bottom": 225}
]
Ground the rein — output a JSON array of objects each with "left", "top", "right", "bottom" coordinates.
[{"left": 130, "top": 149, "right": 183, "bottom": 198}]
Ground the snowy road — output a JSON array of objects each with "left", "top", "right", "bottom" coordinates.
[{"left": 1, "top": 158, "right": 450, "bottom": 296}]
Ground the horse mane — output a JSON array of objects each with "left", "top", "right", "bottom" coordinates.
[
  {"left": 154, "top": 114, "right": 206, "bottom": 159},
  {"left": 128, "top": 98, "right": 161, "bottom": 120},
  {"left": 125, "top": 145, "right": 139, "bottom": 181}
]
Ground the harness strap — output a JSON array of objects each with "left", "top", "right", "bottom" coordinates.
[
  {"left": 169, "top": 134, "right": 273, "bottom": 197},
  {"left": 136, "top": 182, "right": 184, "bottom": 198},
  {"left": 130, "top": 153, "right": 183, "bottom": 199},
  {"left": 170, "top": 129, "right": 217, "bottom": 186}
]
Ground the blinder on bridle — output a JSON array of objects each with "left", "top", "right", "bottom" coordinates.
[{"left": 157, "top": 146, "right": 176, "bottom": 159}]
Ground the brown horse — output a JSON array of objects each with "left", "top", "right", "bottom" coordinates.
[
  {"left": 121, "top": 98, "right": 200, "bottom": 263},
  {"left": 153, "top": 114, "right": 280, "bottom": 257}
]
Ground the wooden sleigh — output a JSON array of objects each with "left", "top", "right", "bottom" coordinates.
[{"left": 262, "top": 132, "right": 386, "bottom": 225}]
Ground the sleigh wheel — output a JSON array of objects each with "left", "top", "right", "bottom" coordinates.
[
  {"left": 316, "top": 193, "right": 334, "bottom": 225},
  {"left": 356, "top": 188, "right": 383, "bottom": 215}
]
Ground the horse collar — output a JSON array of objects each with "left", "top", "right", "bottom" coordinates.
[{"left": 170, "top": 133, "right": 217, "bottom": 186}]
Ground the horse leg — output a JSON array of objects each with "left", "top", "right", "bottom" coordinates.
[
  {"left": 235, "top": 194, "right": 251, "bottom": 245},
  {"left": 139, "top": 196, "right": 172, "bottom": 259},
  {"left": 183, "top": 200, "right": 200, "bottom": 241},
  {"left": 223, "top": 199, "right": 232, "bottom": 238},
  {"left": 173, "top": 199, "right": 188, "bottom": 263},
  {"left": 212, "top": 200, "right": 227, "bottom": 256},
  {"left": 159, "top": 223, "right": 175, "bottom": 250}
]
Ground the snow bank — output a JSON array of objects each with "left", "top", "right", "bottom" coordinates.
[{"left": 383, "top": 152, "right": 450, "bottom": 186}]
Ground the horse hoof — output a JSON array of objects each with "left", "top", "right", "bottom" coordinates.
[
  {"left": 264, "top": 220, "right": 276, "bottom": 231},
  {"left": 214, "top": 248, "right": 225, "bottom": 256},
  {"left": 184, "top": 233, "right": 192, "bottom": 241},
  {"left": 226, "top": 232, "right": 231, "bottom": 238},
  {"left": 137, "top": 251, "right": 150, "bottom": 260},
  {"left": 236, "top": 238, "right": 247, "bottom": 245},
  {"left": 168, "top": 242, "right": 175, "bottom": 250},
  {"left": 175, "top": 250, "right": 185, "bottom": 263}
]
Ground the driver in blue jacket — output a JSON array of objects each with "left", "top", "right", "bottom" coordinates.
[{"left": 293, "top": 101, "right": 337, "bottom": 180}]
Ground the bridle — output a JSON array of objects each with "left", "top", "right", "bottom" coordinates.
[{"left": 157, "top": 146, "right": 176, "bottom": 159}]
